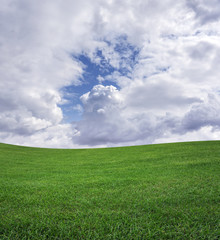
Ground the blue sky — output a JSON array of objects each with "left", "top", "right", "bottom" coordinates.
[
  {"left": 61, "top": 37, "right": 140, "bottom": 123},
  {"left": 61, "top": 52, "right": 117, "bottom": 122},
  {"left": 1, "top": 0, "right": 220, "bottom": 148}
]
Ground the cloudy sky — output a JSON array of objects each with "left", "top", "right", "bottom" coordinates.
[{"left": 1, "top": 0, "right": 220, "bottom": 148}]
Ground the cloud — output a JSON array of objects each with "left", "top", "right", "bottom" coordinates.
[
  {"left": 76, "top": 85, "right": 125, "bottom": 145},
  {"left": 181, "top": 94, "right": 220, "bottom": 131},
  {"left": 0, "top": 0, "right": 86, "bottom": 145},
  {"left": 187, "top": 0, "right": 220, "bottom": 25},
  {"left": 122, "top": 77, "right": 202, "bottom": 112},
  {"left": 73, "top": 84, "right": 219, "bottom": 147},
  {"left": 1, "top": 124, "right": 81, "bottom": 149},
  {"left": 0, "top": 0, "right": 220, "bottom": 148}
]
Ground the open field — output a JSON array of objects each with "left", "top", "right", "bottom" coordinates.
[{"left": 0, "top": 141, "right": 219, "bottom": 239}]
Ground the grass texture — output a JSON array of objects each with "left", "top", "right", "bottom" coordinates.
[{"left": 0, "top": 141, "right": 219, "bottom": 239}]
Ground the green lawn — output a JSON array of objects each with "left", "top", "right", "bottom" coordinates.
[{"left": 0, "top": 141, "right": 219, "bottom": 239}]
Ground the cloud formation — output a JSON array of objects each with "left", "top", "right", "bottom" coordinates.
[{"left": 1, "top": 0, "right": 220, "bottom": 148}]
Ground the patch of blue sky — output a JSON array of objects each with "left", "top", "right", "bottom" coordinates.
[
  {"left": 60, "top": 37, "right": 140, "bottom": 123},
  {"left": 59, "top": 52, "right": 117, "bottom": 123},
  {"left": 113, "top": 35, "right": 140, "bottom": 75}
]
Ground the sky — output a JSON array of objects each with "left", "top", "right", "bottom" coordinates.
[{"left": 1, "top": 0, "right": 220, "bottom": 148}]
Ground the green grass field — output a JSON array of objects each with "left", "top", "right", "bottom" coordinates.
[{"left": 0, "top": 141, "right": 219, "bottom": 239}]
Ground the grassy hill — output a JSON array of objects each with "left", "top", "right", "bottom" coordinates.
[{"left": 0, "top": 141, "right": 219, "bottom": 239}]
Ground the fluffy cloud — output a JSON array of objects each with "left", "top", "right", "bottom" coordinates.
[
  {"left": 181, "top": 94, "right": 220, "bottom": 131},
  {"left": 0, "top": 0, "right": 91, "bottom": 147},
  {"left": 1, "top": 124, "right": 80, "bottom": 149},
  {"left": 75, "top": 85, "right": 220, "bottom": 147},
  {"left": 0, "top": 0, "right": 220, "bottom": 148},
  {"left": 187, "top": 0, "right": 220, "bottom": 24}
]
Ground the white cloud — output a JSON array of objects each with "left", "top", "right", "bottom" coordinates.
[
  {"left": 0, "top": 124, "right": 81, "bottom": 149},
  {"left": 74, "top": 85, "right": 220, "bottom": 147},
  {"left": 181, "top": 94, "right": 220, "bottom": 131},
  {"left": 0, "top": 0, "right": 220, "bottom": 148},
  {"left": 186, "top": 0, "right": 220, "bottom": 25}
]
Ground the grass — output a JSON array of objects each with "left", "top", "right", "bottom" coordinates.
[{"left": 0, "top": 141, "right": 219, "bottom": 239}]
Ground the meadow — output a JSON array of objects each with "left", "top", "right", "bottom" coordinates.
[{"left": 0, "top": 141, "right": 219, "bottom": 239}]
